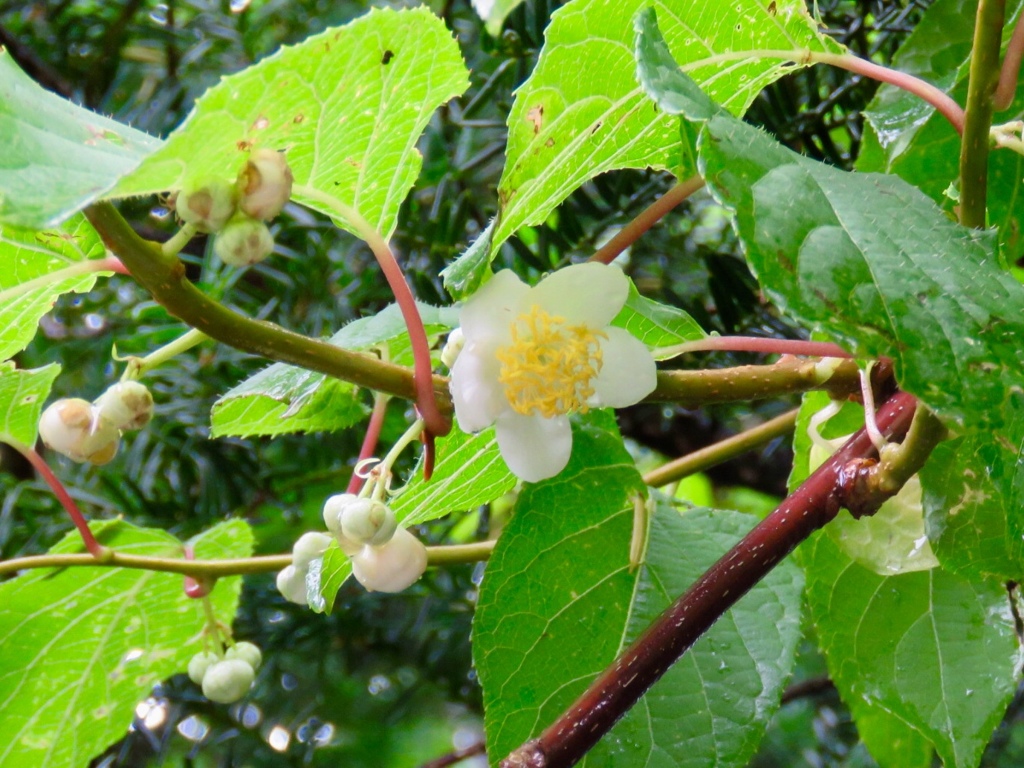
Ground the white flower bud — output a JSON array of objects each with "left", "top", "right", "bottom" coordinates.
[
  {"left": 236, "top": 149, "right": 293, "bottom": 221},
  {"left": 225, "top": 641, "right": 262, "bottom": 672},
  {"left": 201, "top": 659, "right": 255, "bottom": 704},
  {"left": 213, "top": 215, "right": 275, "bottom": 267},
  {"left": 275, "top": 564, "right": 308, "bottom": 605},
  {"left": 351, "top": 528, "right": 428, "bottom": 593},
  {"left": 94, "top": 381, "right": 154, "bottom": 431},
  {"left": 187, "top": 650, "right": 220, "bottom": 685},
  {"left": 292, "top": 531, "right": 332, "bottom": 571},
  {"left": 341, "top": 498, "right": 398, "bottom": 546},
  {"left": 38, "top": 398, "right": 120, "bottom": 465},
  {"left": 175, "top": 176, "right": 236, "bottom": 233},
  {"left": 322, "top": 493, "right": 357, "bottom": 534},
  {"left": 441, "top": 328, "right": 464, "bottom": 369}
]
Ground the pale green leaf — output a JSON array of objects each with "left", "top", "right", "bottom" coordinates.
[
  {"left": 490, "top": 0, "right": 841, "bottom": 255},
  {"left": 441, "top": 219, "right": 494, "bottom": 300},
  {"left": 0, "top": 55, "right": 160, "bottom": 228},
  {"left": 804, "top": 532, "right": 1019, "bottom": 768},
  {"left": 0, "top": 362, "right": 61, "bottom": 448},
  {"left": 0, "top": 215, "right": 109, "bottom": 361},
  {"left": 611, "top": 282, "right": 706, "bottom": 357},
  {"left": 112, "top": 7, "right": 470, "bottom": 239},
  {"left": 0, "top": 519, "right": 251, "bottom": 768}
]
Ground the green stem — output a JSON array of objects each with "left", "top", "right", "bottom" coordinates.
[
  {"left": 84, "top": 201, "right": 440, "bottom": 406},
  {"left": 293, "top": 185, "right": 450, "bottom": 438},
  {"left": 684, "top": 50, "right": 965, "bottom": 135},
  {"left": 121, "top": 327, "right": 209, "bottom": 380},
  {"left": 588, "top": 176, "right": 705, "bottom": 265},
  {"left": 0, "top": 256, "right": 126, "bottom": 306},
  {"left": 161, "top": 223, "right": 197, "bottom": 257},
  {"left": 876, "top": 405, "right": 948, "bottom": 493},
  {"left": 642, "top": 409, "right": 798, "bottom": 488},
  {"left": 0, "top": 540, "right": 495, "bottom": 579},
  {"left": 960, "top": 0, "right": 1007, "bottom": 227}
]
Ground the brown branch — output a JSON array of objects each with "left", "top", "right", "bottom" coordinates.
[
  {"left": 418, "top": 742, "right": 487, "bottom": 768},
  {"left": 501, "top": 390, "right": 919, "bottom": 768}
]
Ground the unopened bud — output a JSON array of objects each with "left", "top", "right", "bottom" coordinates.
[
  {"left": 441, "top": 328, "right": 464, "bottom": 368},
  {"left": 94, "top": 381, "right": 153, "bottom": 431},
  {"left": 341, "top": 498, "right": 397, "bottom": 546},
  {"left": 213, "top": 215, "right": 275, "bottom": 267},
  {"left": 188, "top": 651, "right": 220, "bottom": 685},
  {"left": 225, "top": 641, "right": 262, "bottom": 672},
  {"left": 38, "top": 398, "right": 120, "bottom": 465},
  {"left": 351, "top": 528, "right": 428, "bottom": 593},
  {"left": 237, "top": 149, "right": 293, "bottom": 221},
  {"left": 175, "top": 176, "right": 236, "bottom": 232},
  {"left": 292, "top": 531, "right": 332, "bottom": 571},
  {"left": 275, "top": 564, "right": 308, "bottom": 605},
  {"left": 202, "top": 659, "right": 255, "bottom": 704}
]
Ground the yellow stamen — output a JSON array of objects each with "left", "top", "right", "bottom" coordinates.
[{"left": 495, "top": 305, "right": 605, "bottom": 418}]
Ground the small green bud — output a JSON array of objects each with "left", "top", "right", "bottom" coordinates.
[
  {"left": 237, "top": 149, "right": 294, "bottom": 220},
  {"left": 187, "top": 650, "right": 220, "bottom": 686},
  {"left": 175, "top": 176, "right": 236, "bottom": 232},
  {"left": 341, "top": 498, "right": 398, "bottom": 546},
  {"left": 213, "top": 215, "right": 275, "bottom": 267},
  {"left": 201, "top": 659, "right": 255, "bottom": 704},
  {"left": 94, "top": 381, "right": 154, "bottom": 431},
  {"left": 38, "top": 398, "right": 120, "bottom": 465},
  {"left": 225, "top": 641, "right": 262, "bottom": 672},
  {"left": 350, "top": 527, "right": 428, "bottom": 593}
]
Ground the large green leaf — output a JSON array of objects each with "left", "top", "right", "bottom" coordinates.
[
  {"left": 112, "top": 7, "right": 469, "bottom": 239},
  {"left": 0, "top": 215, "right": 110, "bottom": 361},
  {"left": 474, "top": 419, "right": 802, "bottom": 766},
  {"left": 211, "top": 302, "right": 455, "bottom": 437},
  {"left": 0, "top": 519, "right": 251, "bottom": 768},
  {"left": 611, "top": 282, "right": 706, "bottom": 357},
  {"left": 488, "top": 0, "right": 841, "bottom": 256},
  {"left": 804, "top": 532, "right": 1018, "bottom": 768},
  {"left": 634, "top": 10, "right": 1024, "bottom": 431},
  {"left": 0, "top": 55, "right": 160, "bottom": 229},
  {"left": 0, "top": 362, "right": 61, "bottom": 448}
]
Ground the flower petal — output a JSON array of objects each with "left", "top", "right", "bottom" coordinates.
[
  {"left": 450, "top": 340, "right": 507, "bottom": 432},
  {"left": 590, "top": 327, "right": 657, "bottom": 407},
  {"left": 459, "top": 269, "right": 529, "bottom": 344},
  {"left": 495, "top": 412, "right": 572, "bottom": 482},
  {"left": 529, "top": 262, "right": 628, "bottom": 327}
]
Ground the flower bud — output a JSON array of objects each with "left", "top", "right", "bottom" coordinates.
[
  {"left": 441, "top": 328, "right": 464, "bottom": 369},
  {"left": 225, "top": 641, "right": 262, "bottom": 672},
  {"left": 94, "top": 381, "right": 154, "bottom": 431},
  {"left": 38, "top": 398, "right": 120, "bottom": 465},
  {"left": 187, "top": 650, "right": 220, "bottom": 686},
  {"left": 350, "top": 528, "right": 428, "bottom": 593},
  {"left": 322, "top": 493, "right": 357, "bottom": 535},
  {"left": 175, "top": 176, "right": 236, "bottom": 233},
  {"left": 292, "top": 531, "right": 332, "bottom": 571},
  {"left": 236, "top": 149, "right": 293, "bottom": 221},
  {"left": 202, "top": 659, "right": 255, "bottom": 704},
  {"left": 213, "top": 215, "right": 275, "bottom": 267},
  {"left": 275, "top": 564, "right": 308, "bottom": 605},
  {"left": 341, "top": 498, "right": 398, "bottom": 546}
]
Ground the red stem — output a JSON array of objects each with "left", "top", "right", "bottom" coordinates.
[
  {"left": 588, "top": 176, "right": 705, "bottom": 265},
  {"left": 995, "top": 12, "right": 1024, "bottom": 110},
  {"left": 15, "top": 444, "right": 106, "bottom": 559},
  {"left": 501, "top": 390, "right": 918, "bottom": 768},
  {"left": 100, "top": 256, "right": 130, "bottom": 275},
  {"left": 678, "top": 336, "right": 853, "bottom": 358},
  {"left": 347, "top": 396, "right": 390, "bottom": 494}
]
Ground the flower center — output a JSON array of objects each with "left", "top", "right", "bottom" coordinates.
[{"left": 495, "top": 305, "right": 605, "bottom": 418}]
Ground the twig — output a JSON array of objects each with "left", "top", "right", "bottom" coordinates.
[
  {"left": 348, "top": 395, "right": 390, "bottom": 494},
  {"left": 501, "top": 390, "right": 919, "bottom": 768},
  {"left": 656, "top": 336, "right": 852, "bottom": 360},
  {"left": 959, "top": 0, "right": 1007, "bottom": 227},
  {"left": 419, "top": 741, "right": 487, "bottom": 768},
  {"left": 780, "top": 676, "right": 835, "bottom": 705},
  {"left": 642, "top": 408, "right": 798, "bottom": 488},
  {"left": 994, "top": 12, "right": 1024, "bottom": 110},
  {"left": 588, "top": 176, "right": 705, "bottom": 265}
]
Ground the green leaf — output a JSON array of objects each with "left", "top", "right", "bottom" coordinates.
[
  {"left": 637, "top": 9, "right": 1024, "bottom": 430},
  {"left": 0, "top": 519, "right": 251, "bottom": 768},
  {"left": 310, "top": 543, "right": 350, "bottom": 615},
  {"left": 804, "top": 532, "right": 1019, "bottom": 768},
  {"left": 392, "top": 425, "right": 516, "bottom": 527},
  {"left": 489, "top": 0, "right": 840, "bottom": 256},
  {"left": 441, "top": 219, "right": 494, "bottom": 300},
  {"left": 848, "top": 697, "right": 934, "bottom": 768},
  {"left": 112, "top": 7, "right": 470, "bottom": 239},
  {"left": 0, "top": 362, "right": 61, "bottom": 448},
  {"left": 475, "top": 420, "right": 802, "bottom": 766},
  {"left": 211, "top": 302, "right": 455, "bottom": 437},
  {"left": 0, "top": 55, "right": 160, "bottom": 228},
  {"left": 611, "top": 281, "right": 706, "bottom": 358},
  {"left": 0, "top": 215, "right": 110, "bottom": 361}
]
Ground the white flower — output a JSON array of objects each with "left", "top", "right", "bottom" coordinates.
[{"left": 449, "top": 262, "right": 656, "bottom": 482}]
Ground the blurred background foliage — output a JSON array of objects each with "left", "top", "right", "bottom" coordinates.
[{"left": 6, "top": 0, "right": 1022, "bottom": 766}]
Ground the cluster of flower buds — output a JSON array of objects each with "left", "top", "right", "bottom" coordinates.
[
  {"left": 38, "top": 380, "right": 153, "bottom": 465},
  {"left": 322, "top": 494, "right": 428, "bottom": 593},
  {"left": 276, "top": 531, "right": 333, "bottom": 605},
  {"left": 174, "top": 148, "right": 293, "bottom": 267},
  {"left": 188, "top": 641, "right": 262, "bottom": 704}
]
